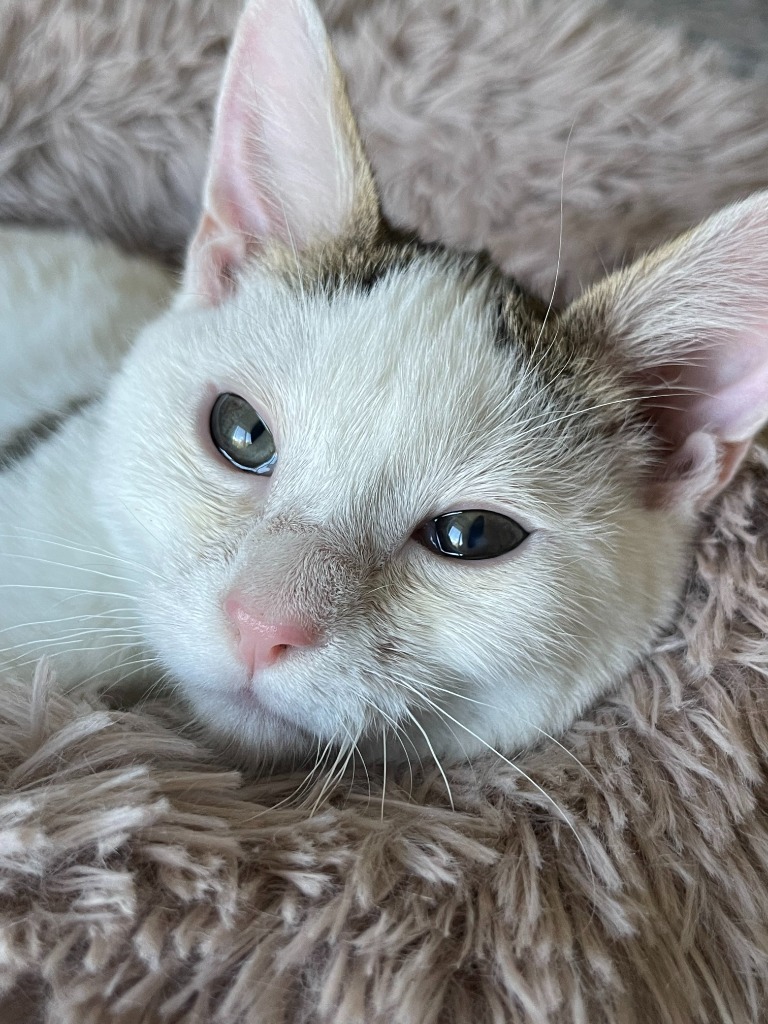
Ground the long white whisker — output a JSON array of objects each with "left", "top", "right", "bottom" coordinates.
[
  {"left": 532, "top": 119, "right": 574, "bottom": 355},
  {"left": 76, "top": 653, "right": 160, "bottom": 691},
  {"left": 310, "top": 733, "right": 350, "bottom": 815},
  {"left": 0, "top": 608, "right": 142, "bottom": 637},
  {"left": 417, "top": 680, "right": 598, "bottom": 785},
  {"left": 0, "top": 551, "right": 143, "bottom": 587},
  {"left": 0, "top": 528, "right": 165, "bottom": 581},
  {"left": 6, "top": 638, "right": 146, "bottom": 670},
  {"left": 0, "top": 625, "right": 143, "bottom": 657},
  {"left": 398, "top": 686, "right": 595, "bottom": 897},
  {"left": 342, "top": 724, "right": 369, "bottom": 806},
  {"left": 402, "top": 707, "right": 454, "bottom": 811},
  {"left": 0, "top": 584, "right": 139, "bottom": 601}
]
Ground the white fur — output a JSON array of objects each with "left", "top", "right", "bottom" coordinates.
[
  {"left": 92, "top": 254, "right": 693, "bottom": 765},
  {"left": 0, "top": 230, "right": 172, "bottom": 686},
  {"left": 3, "top": 0, "right": 768, "bottom": 771},
  {"left": 0, "top": 228, "right": 172, "bottom": 435}
]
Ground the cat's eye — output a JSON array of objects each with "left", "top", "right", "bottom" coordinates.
[
  {"left": 210, "top": 393, "right": 277, "bottom": 475},
  {"left": 416, "top": 509, "right": 528, "bottom": 560}
]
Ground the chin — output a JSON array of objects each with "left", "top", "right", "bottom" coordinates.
[{"left": 187, "top": 683, "right": 319, "bottom": 769}]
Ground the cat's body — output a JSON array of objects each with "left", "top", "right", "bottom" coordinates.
[
  {"left": 0, "top": 230, "right": 173, "bottom": 686},
  {"left": 3, "top": 0, "right": 768, "bottom": 770}
]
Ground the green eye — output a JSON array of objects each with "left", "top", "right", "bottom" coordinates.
[
  {"left": 416, "top": 509, "right": 528, "bottom": 560},
  {"left": 210, "top": 393, "right": 277, "bottom": 475}
]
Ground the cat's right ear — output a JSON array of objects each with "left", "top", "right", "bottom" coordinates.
[
  {"left": 564, "top": 190, "right": 768, "bottom": 512},
  {"left": 181, "top": 0, "right": 379, "bottom": 307}
]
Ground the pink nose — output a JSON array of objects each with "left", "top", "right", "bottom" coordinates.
[{"left": 224, "top": 595, "right": 316, "bottom": 674}]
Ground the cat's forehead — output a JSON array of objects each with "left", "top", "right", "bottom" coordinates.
[
  {"left": 205, "top": 247, "right": 593, "bottom": 518},
  {"left": 228, "top": 244, "right": 544, "bottom": 398},
  {"left": 228, "top": 249, "right": 545, "bottom": 440}
]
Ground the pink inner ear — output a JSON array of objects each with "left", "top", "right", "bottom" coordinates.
[
  {"left": 185, "top": 214, "right": 248, "bottom": 306},
  {"left": 639, "top": 320, "right": 768, "bottom": 507},
  {"left": 182, "top": 0, "right": 368, "bottom": 306},
  {"left": 645, "top": 431, "right": 750, "bottom": 509},
  {"left": 645, "top": 321, "right": 768, "bottom": 431},
  {"left": 686, "top": 332, "right": 768, "bottom": 443}
]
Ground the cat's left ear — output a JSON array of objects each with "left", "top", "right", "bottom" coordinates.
[
  {"left": 564, "top": 190, "right": 768, "bottom": 510},
  {"left": 181, "top": 0, "right": 379, "bottom": 307}
]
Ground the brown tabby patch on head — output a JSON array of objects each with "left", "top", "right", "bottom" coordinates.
[
  {"left": 266, "top": 220, "right": 652, "bottom": 482},
  {"left": 272, "top": 219, "right": 547, "bottom": 338}
]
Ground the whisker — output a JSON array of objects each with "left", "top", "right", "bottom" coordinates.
[
  {"left": 291, "top": 736, "right": 338, "bottom": 807},
  {"left": 0, "top": 624, "right": 143, "bottom": 657},
  {"left": 310, "top": 733, "right": 351, "bottom": 816},
  {"left": 531, "top": 119, "right": 574, "bottom": 357},
  {"left": 0, "top": 607, "right": 142, "bottom": 637},
  {"left": 0, "top": 551, "right": 143, "bottom": 587},
  {"left": 417, "top": 679, "right": 598, "bottom": 785},
  {"left": 76, "top": 653, "right": 161, "bottom": 691},
  {"left": 401, "top": 707, "right": 454, "bottom": 811},
  {"left": 0, "top": 584, "right": 140, "bottom": 601},
  {"left": 365, "top": 704, "right": 420, "bottom": 804},
  {"left": 396, "top": 684, "right": 596, "bottom": 898},
  {"left": 339, "top": 724, "right": 369, "bottom": 806},
  {"left": 0, "top": 528, "right": 165, "bottom": 581},
  {"left": 4, "top": 639, "right": 147, "bottom": 673},
  {"left": 129, "top": 669, "right": 175, "bottom": 706}
]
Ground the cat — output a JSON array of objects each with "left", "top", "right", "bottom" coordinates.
[{"left": 2, "top": 0, "right": 768, "bottom": 773}]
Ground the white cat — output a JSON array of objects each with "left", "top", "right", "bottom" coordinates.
[{"left": 2, "top": 0, "right": 768, "bottom": 771}]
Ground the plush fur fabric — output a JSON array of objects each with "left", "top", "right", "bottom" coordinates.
[
  {"left": 3, "top": 455, "right": 768, "bottom": 1024},
  {"left": 3, "top": 0, "right": 768, "bottom": 294},
  {"left": 2, "top": 0, "right": 768, "bottom": 1021}
]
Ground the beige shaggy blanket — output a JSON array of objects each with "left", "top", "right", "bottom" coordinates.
[{"left": 2, "top": 1, "right": 768, "bottom": 1021}]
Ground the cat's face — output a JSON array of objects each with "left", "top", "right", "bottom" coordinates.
[
  {"left": 98, "top": 242, "right": 690, "bottom": 765},
  {"left": 98, "top": 0, "right": 768, "bottom": 766}
]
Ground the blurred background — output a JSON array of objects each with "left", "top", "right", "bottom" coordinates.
[{"left": 609, "top": 0, "right": 768, "bottom": 75}]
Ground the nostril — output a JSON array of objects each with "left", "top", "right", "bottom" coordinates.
[
  {"left": 266, "top": 643, "right": 289, "bottom": 664},
  {"left": 224, "top": 593, "right": 318, "bottom": 674}
]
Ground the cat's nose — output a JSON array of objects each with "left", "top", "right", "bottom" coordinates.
[{"left": 224, "top": 595, "right": 316, "bottom": 674}]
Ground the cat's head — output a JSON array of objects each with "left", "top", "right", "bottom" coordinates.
[{"left": 98, "top": 0, "right": 768, "bottom": 767}]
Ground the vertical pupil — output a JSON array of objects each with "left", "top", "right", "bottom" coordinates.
[
  {"left": 467, "top": 514, "right": 485, "bottom": 551},
  {"left": 443, "top": 513, "right": 485, "bottom": 554}
]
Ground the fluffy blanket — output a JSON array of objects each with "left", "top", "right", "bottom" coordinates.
[{"left": 2, "top": 1, "right": 768, "bottom": 1021}]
